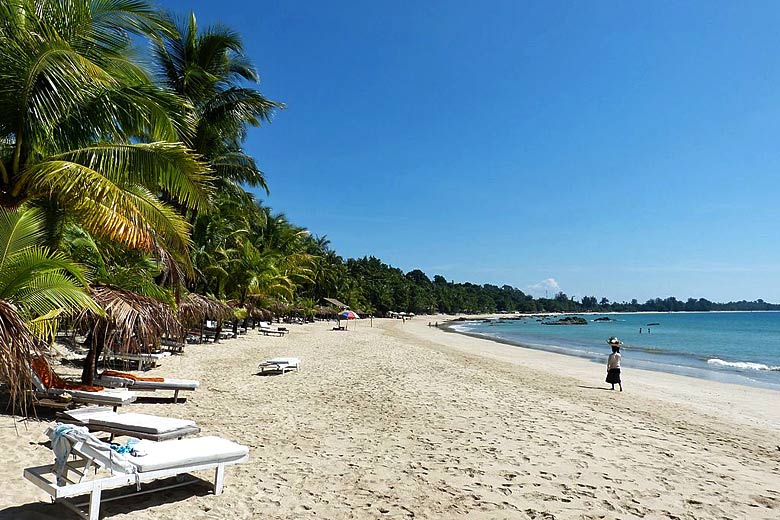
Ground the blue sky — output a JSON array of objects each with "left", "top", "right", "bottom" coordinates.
[{"left": 159, "top": 0, "right": 780, "bottom": 303}]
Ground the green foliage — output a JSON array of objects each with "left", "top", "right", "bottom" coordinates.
[
  {"left": 0, "top": 208, "right": 99, "bottom": 331},
  {"left": 0, "top": 0, "right": 211, "bottom": 262}
]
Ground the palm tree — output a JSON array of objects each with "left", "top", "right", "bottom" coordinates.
[
  {"left": 0, "top": 208, "right": 98, "bottom": 333},
  {"left": 0, "top": 207, "right": 99, "bottom": 409},
  {"left": 153, "top": 12, "right": 284, "bottom": 199},
  {"left": 0, "top": 0, "right": 211, "bottom": 260}
]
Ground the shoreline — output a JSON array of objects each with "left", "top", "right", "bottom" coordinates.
[
  {"left": 410, "top": 315, "right": 780, "bottom": 430},
  {"left": 437, "top": 313, "right": 780, "bottom": 392}
]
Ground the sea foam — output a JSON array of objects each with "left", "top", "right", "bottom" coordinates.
[{"left": 707, "top": 359, "right": 780, "bottom": 371}]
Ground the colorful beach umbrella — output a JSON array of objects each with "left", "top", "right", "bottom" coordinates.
[{"left": 339, "top": 310, "right": 360, "bottom": 320}]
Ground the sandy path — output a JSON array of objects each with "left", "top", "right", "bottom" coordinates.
[{"left": 1, "top": 317, "right": 779, "bottom": 519}]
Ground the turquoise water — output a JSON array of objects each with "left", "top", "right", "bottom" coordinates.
[{"left": 450, "top": 312, "right": 780, "bottom": 390}]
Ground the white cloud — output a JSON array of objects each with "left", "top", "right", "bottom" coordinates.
[{"left": 527, "top": 278, "right": 562, "bottom": 297}]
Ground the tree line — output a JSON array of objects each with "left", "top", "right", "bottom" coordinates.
[{"left": 306, "top": 255, "right": 780, "bottom": 315}]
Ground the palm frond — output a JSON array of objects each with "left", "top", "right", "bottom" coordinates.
[
  {"left": 0, "top": 298, "right": 45, "bottom": 416},
  {"left": 43, "top": 142, "right": 212, "bottom": 209}
]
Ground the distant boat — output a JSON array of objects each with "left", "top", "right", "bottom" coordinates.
[{"left": 647, "top": 322, "right": 660, "bottom": 326}]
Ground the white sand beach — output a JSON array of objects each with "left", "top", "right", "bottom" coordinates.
[{"left": 2, "top": 316, "right": 780, "bottom": 519}]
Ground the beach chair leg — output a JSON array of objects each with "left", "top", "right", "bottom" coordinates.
[
  {"left": 88, "top": 486, "right": 102, "bottom": 520},
  {"left": 173, "top": 389, "right": 180, "bottom": 403},
  {"left": 214, "top": 464, "right": 225, "bottom": 495}
]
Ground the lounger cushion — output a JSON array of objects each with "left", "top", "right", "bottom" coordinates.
[
  {"left": 95, "top": 375, "right": 135, "bottom": 387},
  {"left": 61, "top": 406, "right": 115, "bottom": 422},
  {"left": 129, "top": 436, "right": 248, "bottom": 472},
  {"left": 129, "top": 378, "right": 199, "bottom": 390},
  {"left": 90, "top": 413, "right": 197, "bottom": 435},
  {"left": 261, "top": 357, "right": 299, "bottom": 366},
  {"left": 48, "top": 387, "right": 136, "bottom": 404},
  {"left": 97, "top": 375, "right": 199, "bottom": 390}
]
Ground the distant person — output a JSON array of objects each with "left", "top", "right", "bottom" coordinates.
[
  {"left": 606, "top": 343, "right": 623, "bottom": 392},
  {"left": 639, "top": 327, "right": 642, "bottom": 334}
]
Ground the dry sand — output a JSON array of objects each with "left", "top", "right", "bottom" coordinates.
[{"left": 1, "top": 316, "right": 780, "bottom": 519}]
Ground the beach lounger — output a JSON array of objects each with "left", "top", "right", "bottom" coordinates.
[
  {"left": 203, "top": 321, "right": 235, "bottom": 340},
  {"left": 102, "top": 351, "right": 171, "bottom": 371},
  {"left": 58, "top": 406, "right": 200, "bottom": 441},
  {"left": 30, "top": 359, "right": 137, "bottom": 410},
  {"left": 257, "top": 357, "right": 300, "bottom": 375},
  {"left": 258, "top": 321, "right": 288, "bottom": 336},
  {"left": 95, "top": 370, "right": 199, "bottom": 403},
  {"left": 160, "top": 338, "right": 185, "bottom": 353},
  {"left": 24, "top": 424, "right": 249, "bottom": 520}
]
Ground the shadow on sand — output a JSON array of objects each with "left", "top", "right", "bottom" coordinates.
[
  {"left": 576, "top": 385, "right": 613, "bottom": 391},
  {"left": 133, "top": 395, "right": 188, "bottom": 405},
  {"left": 254, "top": 371, "right": 287, "bottom": 377},
  {"left": 0, "top": 477, "right": 214, "bottom": 520}
]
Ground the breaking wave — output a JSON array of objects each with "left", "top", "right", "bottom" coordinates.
[{"left": 707, "top": 359, "right": 780, "bottom": 371}]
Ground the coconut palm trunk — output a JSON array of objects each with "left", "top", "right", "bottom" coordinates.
[{"left": 81, "top": 323, "right": 107, "bottom": 386}]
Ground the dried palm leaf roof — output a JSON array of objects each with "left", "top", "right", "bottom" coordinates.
[
  {"left": 178, "top": 293, "right": 232, "bottom": 326},
  {"left": 244, "top": 305, "right": 272, "bottom": 320},
  {"left": 74, "top": 285, "right": 181, "bottom": 354},
  {"left": 0, "top": 299, "right": 45, "bottom": 415},
  {"left": 323, "top": 297, "right": 348, "bottom": 308}
]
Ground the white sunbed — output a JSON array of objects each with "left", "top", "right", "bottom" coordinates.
[
  {"left": 258, "top": 321, "right": 289, "bottom": 336},
  {"left": 24, "top": 424, "right": 249, "bottom": 520},
  {"left": 58, "top": 406, "right": 200, "bottom": 441},
  {"left": 95, "top": 372, "right": 200, "bottom": 403},
  {"left": 257, "top": 357, "right": 300, "bottom": 375},
  {"left": 30, "top": 370, "right": 137, "bottom": 409}
]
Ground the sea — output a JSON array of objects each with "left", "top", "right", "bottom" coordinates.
[{"left": 448, "top": 311, "right": 780, "bottom": 390}]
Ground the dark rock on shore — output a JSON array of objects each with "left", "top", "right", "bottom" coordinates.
[
  {"left": 543, "top": 316, "right": 588, "bottom": 325},
  {"left": 593, "top": 316, "right": 613, "bottom": 322}
]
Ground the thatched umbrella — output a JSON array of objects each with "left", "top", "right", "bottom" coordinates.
[
  {"left": 245, "top": 294, "right": 275, "bottom": 326},
  {"left": 268, "top": 300, "right": 290, "bottom": 320},
  {"left": 0, "top": 299, "right": 45, "bottom": 415},
  {"left": 74, "top": 285, "right": 181, "bottom": 385},
  {"left": 178, "top": 293, "right": 232, "bottom": 343}
]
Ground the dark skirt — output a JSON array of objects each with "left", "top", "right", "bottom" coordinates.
[{"left": 606, "top": 368, "right": 621, "bottom": 384}]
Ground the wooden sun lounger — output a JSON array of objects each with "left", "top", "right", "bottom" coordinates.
[
  {"left": 102, "top": 351, "right": 171, "bottom": 371},
  {"left": 24, "top": 425, "right": 249, "bottom": 520},
  {"left": 257, "top": 357, "right": 300, "bottom": 375},
  {"left": 160, "top": 338, "right": 185, "bottom": 353},
  {"left": 57, "top": 406, "right": 201, "bottom": 441},
  {"left": 95, "top": 372, "right": 199, "bottom": 403},
  {"left": 30, "top": 364, "right": 137, "bottom": 411},
  {"left": 258, "top": 321, "right": 289, "bottom": 336}
]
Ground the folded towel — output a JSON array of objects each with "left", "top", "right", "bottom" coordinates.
[
  {"left": 32, "top": 358, "right": 105, "bottom": 392},
  {"left": 101, "top": 370, "right": 165, "bottom": 383}
]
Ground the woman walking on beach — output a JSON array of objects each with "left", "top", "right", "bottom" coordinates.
[{"left": 606, "top": 337, "right": 623, "bottom": 391}]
